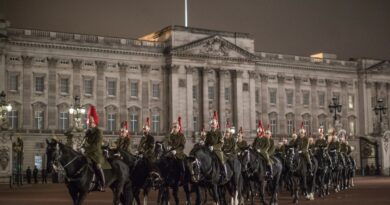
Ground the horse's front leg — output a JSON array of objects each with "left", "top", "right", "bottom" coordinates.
[
  {"left": 211, "top": 184, "right": 220, "bottom": 204},
  {"left": 183, "top": 183, "right": 191, "bottom": 205},
  {"left": 258, "top": 180, "right": 267, "bottom": 205},
  {"left": 76, "top": 191, "right": 88, "bottom": 205}
]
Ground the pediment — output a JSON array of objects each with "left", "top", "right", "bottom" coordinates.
[
  {"left": 171, "top": 35, "right": 256, "bottom": 60},
  {"left": 366, "top": 60, "right": 390, "bottom": 74}
]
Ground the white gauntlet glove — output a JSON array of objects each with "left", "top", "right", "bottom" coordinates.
[
  {"left": 257, "top": 149, "right": 261, "bottom": 153},
  {"left": 199, "top": 140, "right": 205, "bottom": 145},
  {"left": 209, "top": 146, "right": 214, "bottom": 151},
  {"left": 172, "top": 150, "right": 177, "bottom": 155}
]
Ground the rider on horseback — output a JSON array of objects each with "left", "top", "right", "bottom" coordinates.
[
  {"left": 328, "top": 131, "right": 341, "bottom": 164},
  {"left": 315, "top": 126, "right": 333, "bottom": 168},
  {"left": 222, "top": 122, "right": 236, "bottom": 159},
  {"left": 205, "top": 111, "right": 227, "bottom": 178},
  {"left": 289, "top": 130, "right": 298, "bottom": 147},
  {"left": 138, "top": 117, "right": 155, "bottom": 162},
  {"left": 83, "top": 106, "right": 105, "bottom": 192},
  {"left": 165, "top": 117, "right": 186, "bottom": 179},
  {"left": 253, "top": 120, "right": 273, "bottom": 177},
  {"left": 117, "top": 121, "right": 131, "bottom": 153},
  {"left": 236, "top": 127, "right": 248, "bottom": 154},
  {"left": 296, "top": 124, "right": 313, "bottom": 175}
]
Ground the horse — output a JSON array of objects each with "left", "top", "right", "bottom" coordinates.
[
  {"left": 45, "top": 139, "right": 131, "bottom": 205},
  {"left": 285, "top": 147, "right": 317, "bottom": 203},
  {"left": 187, "top": 145, "right": 241, "bottom": 205},
  {"left": 151, "top": 141, "right": 192, "bottom": 205},
  {"left": 239, "top": 147, "right": 282, "bottom": 205},
  {"left": 314, "top": 147, "right": 330, "bottom": 198},
  {"left": 329, "top": 149, "right": 343, "bottom": 192}
]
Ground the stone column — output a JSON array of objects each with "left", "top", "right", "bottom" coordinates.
[
  {"left": 233, "top": 70, "right": 244, "bottom": 127},
  {"left": 387, "top": 83, "right": 390, "bottom": 130},
  {"left": 185, "top": 66, "right": 194, "bottom": 134},
  {"left": 310, "top": 77, "right": 318, "bottom": 132},
  {"left": 201, "top": 67, "right": 209, "bottom": 129},
  {"left": 168, "top": 64, "right": 180, "bottom": 126},
  {"left": 141, "top": 64, "right": 151, "bottom": 129},
  {"left": 357, "top": 73, "right": 366, "bottom": 135},
  {"left": 21, "top": 56, "right": 33, "bottom": 129},
  {"left": 71, "top": 59, "right": 83, "bottom": 97},
  {"left": 294, "top": 76, "right": 302, "bottom": 129},
  {"left": 0, "top": 50, "right": 5, "bottom": 92},
  {"left": 325, "top": 79, "right": 333, "bottom": 128},
  {"left": 47, "top": 57, "right": 58, "bottom": 129},
  {"left": 365, "top": 81, "right": 373, "bottom": 133},
  {"left": 277, "top": 73, "right": 286, "bottom": 135},
  {"left": 218, "top": 69, "right": 226, "bottom": 128},
  {"left": 340, "top": 81, "right": 348, "bottom": 130},
  {"left": 118, "top": 63, "right": 128, "bottom": 123},
  {"left": 249, "top": 71, "right": 257, "bottom": 136},
  {"left": 260, "top": 73, "right": 268, "bottom": 124},
  {"left": 95, "top": 61, "right": 106, "bottom": 128}
]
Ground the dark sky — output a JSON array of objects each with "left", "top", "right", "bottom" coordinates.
[{"left": 1, "top": 0, "right": 389, "bottom": 60}]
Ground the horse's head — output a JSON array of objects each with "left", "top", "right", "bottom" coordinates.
[
  {"left": 154, "top": 141, "right": 165, "bottom": 159},
  {"left": 285, "top": 147, "right": 298, "bottom": 170},
  {"left": 186, "top": 155, "right": 201, "bottom": 183},
  {"left": 239, "top": 148, "right": 252, "bottom": 173},
  {"left": 45, "top": 139, "right": 61, "bottom": 174},
  {"left": 147, "top": 171, "right": 164, "bottom": 190}
]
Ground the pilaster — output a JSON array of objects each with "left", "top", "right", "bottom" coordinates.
[
  {"left": 21, "top": 55, "right": 33, "bottom": 129},
  {"left": 47, "top": 57, "right": 58, "bottom": 129}
]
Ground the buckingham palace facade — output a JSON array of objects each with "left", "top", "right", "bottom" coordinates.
[{"left": 1, "top": 20, "right": 389, "bottom": 171}]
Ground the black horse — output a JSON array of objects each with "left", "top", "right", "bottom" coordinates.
[
  {"left": 314, "top": 147, "right": 330, "bottom": 198},
  {"left": 187, "top": 146, "right": 241, "bottom": 205},
  {"left": 45, "top": 139, "right": 131, "bottom": 205},
  {"left": 329, "top": 149, "right": 343, "bottom": 192},
  {"left": 285, "top": 147, "right": 317, "bottom": 203},
  {"left": 151, "top": 141, "right": 192, "bottom": 205},
  {"left": 239, "top": 147, "right": 282, "bottom": 205}
]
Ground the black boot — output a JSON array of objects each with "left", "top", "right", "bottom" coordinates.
[
  {"left": 308, "top": 162, "right": 313, "bottom": 176},
  {"left": 267, "top": 164, "right": 273, "bottom": 179},
  {"left": 96, "top": 166, "right": 105, "bottom": 192}
]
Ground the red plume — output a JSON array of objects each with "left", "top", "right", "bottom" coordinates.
[
  {"left": 124, "top": 121, "right": 128, "bottom": 130},
  {"left": 300, "top": 121, "right": 304, "bottom": 129},
  {"left": 146, "top": 117, "right": 150, "bottom": 127},
  {"left": 178, "top": 116, "right": 182, "bottom": 133},
  {"left": 258, "top": 120, "right": 264, "bottom": 137},
  {"left": 213, "top": 111, "right": 219, "bottom": 129},
  {"left": 87, "top": 106, "right": 99, "bottom": 125}
]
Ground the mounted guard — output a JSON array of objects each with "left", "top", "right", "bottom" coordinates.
[{"left": 165, "top": 116, "right": 187, "bottom": 178}]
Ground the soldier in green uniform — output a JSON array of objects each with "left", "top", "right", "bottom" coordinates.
[
  {"left": 308, "top": 137, "right": 315, "bottom": 158},
  {"left": 165, "top": 117, "right": 186, "bottom": 178},
  {"left": 236, "top": 127, "right": 248, "bottom": 154},
  {"left": 252, "top": 120, "right": 273, "bottom": 176},
  {"left": 315, "top": 126, "right": 332, "bottom": 167},
  {"left": 328, "top": 131, "right": 341, "bottom": 167},
  {"left": 296, "top": 126, "right": 313, "bottom": 173},
  {"left": 117, "top": 121, "right": 131, "bottom": 153},
  {"left": 82, "top": 106, "right": 105, "bottom": 191},
  {"left": 276, "top": 137, "right": 288, "bottom": 157},
  {"left": 138, "top": 117, "right": 155, "bottom": 160},
  {"left": 222, "top": 123, "right": 236, "bottom": 159},
  {"left": 205, "top": 111, "right": 226, "bottom": 177},
  {"left": 339, "top": 130, "right": 348, "bottom": 165},
  {"left": 289, "top": 131, "right": 298, "bottom": 148}
]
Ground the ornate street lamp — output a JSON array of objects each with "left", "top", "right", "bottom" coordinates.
[
  {"left": 65, "top": 96, "right": 86, "bottom": 148},
  {"left": 374, "top": 98, "right": 387, "bottom": 134},
  {"left": 329, "top": 97, "right": 342, "bottom": 125},
  {"left": 0, "top": 91, "right": 13, "bottom": 130},
  {"left": 68, "top": 95, "right": 86, "bottom": 131}
]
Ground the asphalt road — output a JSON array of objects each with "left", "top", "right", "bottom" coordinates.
[{"left": 0, "top": 176, "right": 389, "bottom": 205}]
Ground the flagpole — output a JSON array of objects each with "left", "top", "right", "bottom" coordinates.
[{"left": 185, "top": 0, "right": 188, "bottom": 27}]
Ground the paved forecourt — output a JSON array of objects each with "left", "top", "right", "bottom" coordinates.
[{"left": 0, "top": 176, "right": 389, "bottom": 205}]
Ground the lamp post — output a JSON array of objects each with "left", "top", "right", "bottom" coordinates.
[
  {"left": 65, "top": 96, "right": 86, "bottom": 148},
  {"left": 0, "top": 91, "right": 13, "bottom": 130},
  {"left": 328, "top": 97, "right": 342, "bottom": 126},
  {"left": 373, "top": 98, "right": 387, "bottom": 134}
]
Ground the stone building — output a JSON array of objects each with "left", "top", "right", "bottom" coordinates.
[{"left": 0, "top": 21, "right": 389, "bottom": 172}]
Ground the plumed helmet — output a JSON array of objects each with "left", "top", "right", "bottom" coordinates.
[
  {"left": 87, "top": 105, "right": 99, "bottom": 125},
  {"left": 143, "top": 117, "right": 151, "bottom": 130},
  {"left": 257, "top": 120, "right": 264, "bottom": 137}
]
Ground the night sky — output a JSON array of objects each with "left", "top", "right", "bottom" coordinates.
[{"left": 1, "top": 0, "right": 389, "bottom": 60}]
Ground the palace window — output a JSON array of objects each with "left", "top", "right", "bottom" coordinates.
[
  {"left": 107, "top": 113, "right": 116, "bottom": 131},
  {"left": 302, "top": 114, "right": 311, "bottom": 134},
  {"left": 35, "top": 76, "right": 44, "bottom": 93},
  {"left": 318, "top": 91, "right": 325, "bottom": 107},
  {"left": 269, "top": 88, "right": 277, "bottom": 104},
  {"left": 208, "top": 86, "right": 215, "bottom": 100},
  {"left": 225, "top": 87, "right": 230, "bottom": 101},
  {"left": 286, "top": 90, "right": 293, "bottom": 105},
  {"left": 152, "top": 115, "right": 160, "bottom": 133},
  {"left": 59, "top": 112, "right": 69, "bottom": 130},
  {"left": 130, "top": 114, "right": 139, "bottom": 133},
  {"left": 130, "top": 81, "right": 138, "bottom": 97},
  {"left": 8, "top": 110, "right": 18, "bottom": 129},
  {"left": 348, "top": 94, "right": 354, "bottom": 109},
  {"left": 34, "top": 111, "right": 44, "bottom": 130},
  {"left": 193, "top": 116, "right": 198, "bottom": 131},
  {"left": 107, "top": 80, "right": 117, "bottom": 96},
  {"left": 60, "top": 78, "right": 69, "bottom": 94},
  {"left": 152, "top": 83, "right": 160, "bottom": 98},
  {"left": 269, "top": 112, "right": 278, "bottom": 135},
  {"left": 255, "top": 89, "right": 260, "bottom": 104},
  {"left": 302, "top": 91, "right": 310, "bottom": 106},
  {"left": 193, "top": 85, "right": 198, "bottom": 100},
  {"left": 286, "top": 113, "right": 295, "bottom": 135},
  {"left": 84, "top": 78, "right": 93, "bottom": 95},
  {"left": 9, "top": 74, "right": 18, "bottom": 91}
]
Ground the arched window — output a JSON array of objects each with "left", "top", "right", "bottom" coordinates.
[
  {"left": 318, "top": 114, "right": 327, "bottom": 133},
  {"left": 57, "top": 103, "right": 69, "bottom": 130},
  {"left": 151, "top": 107, "right": 161, "bottom": 133},
  {"left": 302, "top": 113, "right": 311, "bottom": 134},
  {"left": 8, "top": 101, "right": 21, "bottom": 130},
  {"left": 269, "top": 112, "right": 278, "bottom": 135},
  {"left": 128, "top": 106, "right": 141, "bottom": 133},
  {"left": 32, "top": 102, "right": 46, "bottom": 130},
  {"left": 105, "top": 105, "right": 118, "bottom": 131},
  {"left": 286, "top": 113, "right": 295, "bottom": 136}
]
